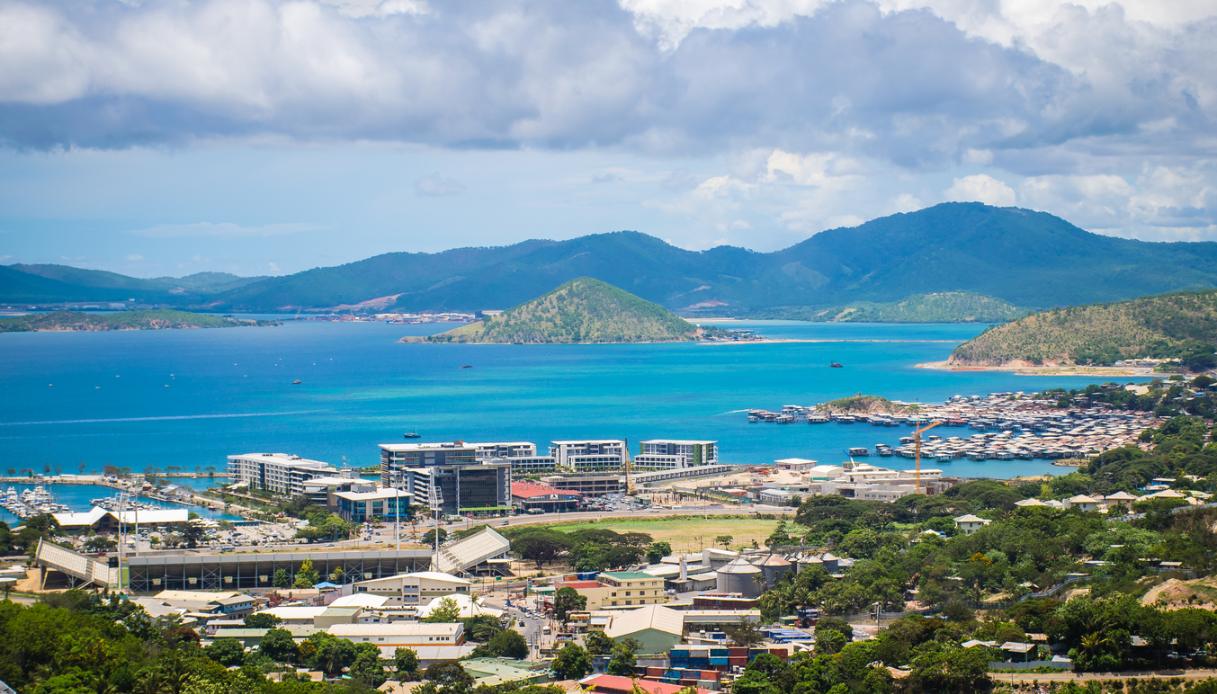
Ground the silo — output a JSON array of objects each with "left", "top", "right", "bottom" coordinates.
[
  {"left": 716, "top": 557, "right": 763, "bottom": 598},
  {"left": 759, "top": 553, "right": 793, "bottom": 587}
]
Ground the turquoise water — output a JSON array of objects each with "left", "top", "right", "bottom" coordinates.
[
  {"left": 0, "top": 320, "right": 1144, "bottom": 485},
  {"left": 0, "top": 483, "right": 241, "bottom": 525}
]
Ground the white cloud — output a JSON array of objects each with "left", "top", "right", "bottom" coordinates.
[
  {"left": 944, "top": 174, "right": 1017, "bottom": 206},
  {"left": 414, "top": 173, "right": 465, "bottom": 196},
  {"left": 128, "top": 222, "right": 318, "bottom": 238},
  {"left": 126, "top": 253, "right": 145, "bottom": 262}
]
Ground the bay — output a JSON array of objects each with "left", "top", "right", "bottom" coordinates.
[{"left": 0, "top": 320, "right": 1145, "bottom": 489}]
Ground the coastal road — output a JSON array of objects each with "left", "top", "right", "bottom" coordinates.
[{"left": 444, "top": 504, "right": 794, "bottom": 532}]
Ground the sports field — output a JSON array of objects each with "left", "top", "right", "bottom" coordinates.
[{"left": 540, "top": 515, "right": 798, "bottom": 551}]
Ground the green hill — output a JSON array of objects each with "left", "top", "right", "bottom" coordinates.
[
  {"left": 10, "top": 204, "right": 1217, "bottom": 313},
  {"left": 948, "top": 291, "right": 1217, "bottom": 369},
  {"left": 424, "top": 277, "right": 699, "bottom": 343},
  {"left": 0, "top": 309, "right": 271, "bottom": 333},
  {"left": 762, "top": 292, "right": 1026, "bottom": 323}
]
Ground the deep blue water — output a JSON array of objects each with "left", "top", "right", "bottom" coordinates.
[{"left": 0, "top": 320, "right": 1145, "bottom": 487}]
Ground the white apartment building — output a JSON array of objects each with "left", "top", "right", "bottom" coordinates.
[
  {"left": 226, "top": 453, "right": 336, "bottom": 497},
  {"left": 550, "top": 439, "right": 627, "bottom": 472},
  {"left": 807, "top": 461, "right": 946, "bottom": 502},
  {"left": 469, "top": 441, "right": 557, "bottom": 474},
  {"left": 634, "top": 439, "right": 718, "bottom": 470},
  {"left": 327, "top": 622, "right": 465, "bottom": 647}
]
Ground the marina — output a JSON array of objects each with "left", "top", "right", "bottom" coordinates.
[
  {"left": 1, "top": 484, "right": 70, "bottom": 519},
  {"left": 748, "top": 391, "right": 1160, "bottom": 463}
]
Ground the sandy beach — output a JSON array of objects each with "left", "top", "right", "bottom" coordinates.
[{"left": 917, "top": 360, "right": 1157, "bottom": 377}]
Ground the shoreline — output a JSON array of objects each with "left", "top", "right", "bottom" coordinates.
[{"left": 917, "top": 360, "right": 1157, "bottom": 377}]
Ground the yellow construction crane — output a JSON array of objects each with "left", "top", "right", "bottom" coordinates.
[
  {"left": 624, "top": 441, "right": 635, "bottom": 495},
  {"left": 913, "top": 419, "right": 943, "bottom": 494}
]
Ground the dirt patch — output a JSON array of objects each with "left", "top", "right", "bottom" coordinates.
[{"left": 1141, "top": 576, "right": 1217, "bottom": 610}]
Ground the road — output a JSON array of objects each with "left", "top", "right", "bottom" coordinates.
[{"left": 989, "top": 668, "right": 1217, "bottom": 684}]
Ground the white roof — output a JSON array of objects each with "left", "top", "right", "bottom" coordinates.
[
  {"left": 435, "top": 527, "right": 510, "bottom": 574},
  {"left": 52, "top": 505, "right": 189, "bottom": 527},
  {"left": 1014, "top": 498, "right": 1046, "bottom": 507},
  {"left": 1104, "top": 491, "right": 1139, "bottom": 500},
  {"left": 228, "top": 452, "right": 333, "bottom": 469},
  {"left": 155, "top": 590, "right": 245, "bottom": 602},
  {"left": 52, "top": 506, "right": 110, "bottom": 527},
  {"left": 775, "top": 457, "right": 817, "bottom": 465},
  {"left": 604, "top": 605, "right": 684, "bottom": 638},
  {"left": 114, "top": 508, "right": 190, "bottom": 524},
  {"left": 329, "top": 593, "right": 391, "bottom": 608},
  {"left": 954, "top": 514, "right": 987, "bottom": 523},
  {"left": 378, "top": 442, "right": 476, "bottom": 452},
  {"left": 1147, "top": 489, "right": 1186, "bottom": 498},
  {"left": 260, "top": 606, "right": 329, "bottom": 620},
  {"left": 1067, "top": 494, "right": 1100, "bottom": 504},
  {"left": 416, "top": 594, "right": 502, "bottom": 619},
  {"left": 640, "top": 439, "right": 716, "bottom": 445},
  {"left": 550, "top": 439, "right": 625, "bottom": 445},
  {"left": 329, "top": 622, "right": 463, "bottom": 638},
  {"left": 335, "top": 487, "right": 410, "bottom": 502}
]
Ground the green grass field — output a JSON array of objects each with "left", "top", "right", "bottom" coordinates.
[{"left": 537, "top": 515, "right": 799, "bottom": 551}]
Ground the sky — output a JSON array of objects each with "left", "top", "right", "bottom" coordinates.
[{"left": 1, "top": 0, "right": 1215, "bottom": 277}]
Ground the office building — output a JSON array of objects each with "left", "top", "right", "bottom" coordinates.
[
  {"left": 550, "top": 440, "right": 627, "bottom": 472},
  {"left": 634, "top": 440, "right": 718, "bottom": 470},
  {"left": 334, "top": 487, "right": 411, "bottom": 523},
  {"left": 226, "top": 453, "right": 337, "bottom": 497},
  {"left": 379, "top": 442, "right": 510, "bottom": 514},
  {"left": 557, "top": 571, "right": 667, "bottom": 609}
]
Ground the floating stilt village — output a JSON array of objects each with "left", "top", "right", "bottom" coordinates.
[{"left": 747, "top": 391, "right": 1160, "bottom": 462}]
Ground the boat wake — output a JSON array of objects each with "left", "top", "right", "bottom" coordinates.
[{"left": 0, "top": 410, "right": 327, "bottom": 427}]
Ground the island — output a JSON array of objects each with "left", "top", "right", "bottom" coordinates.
[
  {"left": 939, "top": 290, "right": 1217, "bottom": 373},
  {"left": 410, "top": 277, "right": 703, "bottom": 344},
  {"left": 0, "top": 309, "right": 274, "bottom": 333}
]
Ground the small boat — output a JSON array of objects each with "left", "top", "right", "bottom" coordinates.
[
  {"left": 403, "top": 432, "right": 422, "bottom": 439},
  {"left": 461, "top": 364, "right": 474, "bottom": 369},
  {"left": 829, "top": 362, "right": 844, "bottom": 368},
  {"left": 846, "top": 446, "right": 870, "bottom": 457},
  {"left": 291, "top": 379, "right": 303, "bottom": 385}
]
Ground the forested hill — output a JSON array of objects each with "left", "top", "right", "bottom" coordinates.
[
  {"left": 0, "top": 309, "right": 271, "bottom": 333},
  {"left": 9, "top": 203, "right": 1217, "bottom": 314},
  {"left": 948, "top": 291, "right": 1217, "bottom": 369},
  {"left": 423, "top": 277, "right": 698, "bottom": 344}
]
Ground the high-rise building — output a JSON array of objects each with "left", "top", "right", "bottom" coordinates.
[
  {"left": 226, "top": 453, "right": 337, "bottom": 497},
  {"left": 634, "top": 440, "right": 719, "bottom": 470},
  {"left": 379, "top": 442, "right": 511, "bottom": 514},
  {"left": 550, "top": 439, "right": 627, "bottom": 472}
]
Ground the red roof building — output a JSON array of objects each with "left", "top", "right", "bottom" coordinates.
[
  {"left": 580, "top": 674, "right": 711, "bottom": 694},
  {"left": 511, "top": 481, "right": 583, "bottom": 512}
]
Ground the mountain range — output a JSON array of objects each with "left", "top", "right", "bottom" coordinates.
[{"left": 7, "top": 203, "right": 1217, "bottom": 316}]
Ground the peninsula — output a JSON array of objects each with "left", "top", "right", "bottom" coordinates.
[
  {"left": 941, "top": 290, "right": 1217, "bottom": 372},
  {"left": 0, "top": 309, "right": 273, "bottom": 333},
  {"left": 414, "top": 277, "right": 701, "bottom": 344},
  {"left": 760, "top": 291, "right": 1025, "bottom": 323}
]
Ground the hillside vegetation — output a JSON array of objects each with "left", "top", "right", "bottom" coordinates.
[
  {"left": 424, "top": 277, "right": 698, "bottom": 343},
  {"left": 949, "top": 291, "right": 1217, "bottom": 368},
  {"left": 0, "top": 309, "right": 270, "bottom": 333},
  {"left": 819, "top": 394, "right": 923, "bottom": 414},
  {"left": 765, "top": 292, "right": 1025, "bottom": 323}
]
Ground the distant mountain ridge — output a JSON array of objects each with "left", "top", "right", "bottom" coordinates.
[
  {"left": 423, "top": 277, "right": 698, "bottom": 344},
  {"left": 949, "top": 290, "right": 1217, "bottom": 368},
  {"left": 7, "top": 203, "right": 1217, "bottom": 315},
  {"left": 1, "top": 264, "right": 265, "bottom": 304},
  {"left": 0, "top": 309, "right": 271, "bottom": 333}
]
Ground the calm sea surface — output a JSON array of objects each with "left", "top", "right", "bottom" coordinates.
[{"left": 0, "top": 319, "right": 1146, "bottom": 501}]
